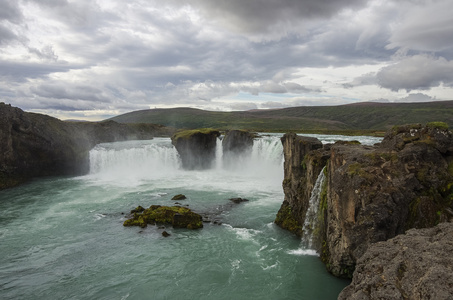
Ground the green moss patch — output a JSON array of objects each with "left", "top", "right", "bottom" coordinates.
[
  {"left": 124, "top": 205, "right": 203, "bottom": 230},
  {"left": 171, "top": 128, "right": 220, "bottom": 140},
  {"left": 274, "top": 202, "right": 302, "bottom": 236}
]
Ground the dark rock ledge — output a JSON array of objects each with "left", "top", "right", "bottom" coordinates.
[{"left": 338, "top": 222, "right": 453, "bottom": 300}]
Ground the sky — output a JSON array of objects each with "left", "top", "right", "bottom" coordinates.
[{"left": 1, "top": 0, "right": 453, "bottom": 120}]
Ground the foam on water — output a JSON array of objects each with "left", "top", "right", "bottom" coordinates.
[{"left": 287, "top": 248, "right": 320, "bottom": 256}]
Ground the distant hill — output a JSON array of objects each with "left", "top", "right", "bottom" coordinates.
[{"left": 109, "top": 100, "right": 453, "bottom": 135}]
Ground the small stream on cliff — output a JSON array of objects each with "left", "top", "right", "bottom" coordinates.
[{"left": 0, "top": 133, "right": 381, "bottom": 300}]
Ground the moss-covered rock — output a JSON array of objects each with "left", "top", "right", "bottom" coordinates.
[{"left": 123, "top": 205, "right": 203, "bottom": 230}]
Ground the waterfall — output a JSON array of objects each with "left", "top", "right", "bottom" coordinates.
[
  {"left": 89, "top": 138, "right": 180, "bottom": 178},
  {"left": 302, "top": 167, "right": 326, "bottom": 249},
  {"left": 215, "top": 137, "right": 223, "bottom": 170},
  {"left": 88, "top": 135, "right": 284, "bottom": 183},
  {"left": 251, "top": 136, "right": 284, "bottom": 166}
]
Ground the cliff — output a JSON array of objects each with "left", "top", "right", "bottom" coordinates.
[
  {"left": 0, "top": 103, "right": 173, "bottom": 189},
  {"left": 222, "top": 130, "right": 255, "bottom": 167},
  {"left": 171, "top": 129, "right": 220, "bottom": 170},
  {"left": 275, "top": 123, "right": 453, "bottom": 278}
]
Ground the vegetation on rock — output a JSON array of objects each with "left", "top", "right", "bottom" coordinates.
[
  {"left": 171, "top": 128, "right": 220, "bottom": 170},
  {"left": 123, "top": 205, "right": 203, "bottom": 230}
]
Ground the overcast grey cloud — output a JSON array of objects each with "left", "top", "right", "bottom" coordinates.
[{"left": 0, "top": 0, "right": 452, "bottom": 120}]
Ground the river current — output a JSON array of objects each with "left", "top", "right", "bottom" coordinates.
[{"left": 0, "top": 133, "right": 381, "bottom": 300}]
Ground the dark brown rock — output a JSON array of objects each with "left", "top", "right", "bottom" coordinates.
[
  {"left": 229, "top": 197, "right": 249, "bottom": 204},
  {"left": 171, "top": 129, "right": 220, "bottom": 170},
  {"left": 222, "top": 130, "right": 255, "bottom": 152},
  {"left": 338, "top": 222, "right": 453, "bottom": 300},
  {"left": 274, "top": 133, "right": 327, "bottom": 236},
  {"left": 171, "top": 194, "right": 187, "bottom": 200}
]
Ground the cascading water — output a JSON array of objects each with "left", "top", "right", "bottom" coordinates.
[
  {"left": 302, "top": 167, "right": 327, "bottom": 249},
  {"left": 88, "top": 138, "right": 180, "bottom": 183}
]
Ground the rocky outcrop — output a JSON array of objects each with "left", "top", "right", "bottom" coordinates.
[
  {"left": 123, "top": 205, "right": 203, "bottom": 229},
  {"left": 171, "top": 129, "right": 220, "bottom": 170},
  {"left": 275, "top": 123, "right": 453, "bottom": 278},
  {"left": 0, "top": 103, "right": 173, "bottom": 189},
  {"left": 222, "top": 129, "right": 256, "bottom": 168},
  {"left": 338, "top": 222, "right": 453, "bottom": 300},
  {"left": 275, "top": 133, "right": 326, "bottom": 236},
  {"left": 222, "top": 130, "right": 255, "bottom": 153}
]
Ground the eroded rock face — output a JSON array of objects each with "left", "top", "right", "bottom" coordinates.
[
  {"left": 338, "top": 222, "right": 453, "bottom": 300},
  {"left": 171, "top": 129, "right": 220, "bottom": 170},
  {"left": 275, "top": 124, "right": 453, "bottom": 278},
  {"left": 221, "top": 129, "right": 255, "bottom": 169},
  {"left": 274, "top": 133, "right": 326, "bottom": 236},
  {"left": 0, "top": 103, "right": 171, "bottom": 189}
]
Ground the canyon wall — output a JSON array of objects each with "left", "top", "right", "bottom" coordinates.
[
  {"left": 0, "top": 103, "right": 172, "bottom": 189},
  {"left": 275, "top": 123, "right": 453, "bottom": 278}
]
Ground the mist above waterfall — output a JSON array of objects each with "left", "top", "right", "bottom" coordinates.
[{"left": 87, "top": 135, "right": 284, "bottom": 192}]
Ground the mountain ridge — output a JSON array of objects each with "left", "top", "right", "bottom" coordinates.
[{"left": 109, "top": 100, "right": 453, "bottom": 133}]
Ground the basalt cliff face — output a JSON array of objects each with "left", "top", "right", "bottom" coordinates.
[
  {"left": 171, "top": 129, "right": 221, "bottom": 170},
  {"left": 275, "top": 123, "right": 453, "bottom": 278},
  {"left": 0, "top": 103, "right": 172, "bottom": 189}
]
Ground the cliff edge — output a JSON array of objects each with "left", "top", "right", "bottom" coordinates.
[
  {"left": 0, "top": 103, "right": 173, "bottom": 189},
  {"left": 275, "top": 123, "right": 453, "bottom": 278}
]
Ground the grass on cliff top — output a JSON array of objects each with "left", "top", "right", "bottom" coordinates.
[{"left": 172, "top": 128, "right": 220, "bottom": 140}]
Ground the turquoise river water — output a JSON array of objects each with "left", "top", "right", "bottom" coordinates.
[{"left": 0, "top": 134, "right": 381, "bottom": 300}]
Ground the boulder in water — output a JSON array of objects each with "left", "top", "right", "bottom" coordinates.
[
  {"left": 229, "top": 197, "right": 249, "bottom": 204},
  {"left": 123, "top": 205, "right": 203, "bottom": 229},
  {"left": 171, "top": 194, "right": 187, "bottom": 200}
]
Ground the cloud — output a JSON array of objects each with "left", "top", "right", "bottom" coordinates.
[
  {"left": 0, "top": 0, "right": 23, "bottom": 23},
  {"left": 189, "top": 0, "right": 367, "bottom": 40},
  {"left": 387, "top": 0, "right": 453, "bottom": 52},
  {"left": 0, "top": 24, "right": 17, "bottom": 45},
  {"left": 1, "top": 0, "right": 453, "bottom": 120},
  {"left": 398, "top": 93, "right": 436, "bottom": 103},
  {"left": 376, "top": 55, "right": 453, "bottom": 91}
]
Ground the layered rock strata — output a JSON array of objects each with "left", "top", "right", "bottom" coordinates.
[{"left": 275, "top": 124, "right": 453, "bottom": 278}]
